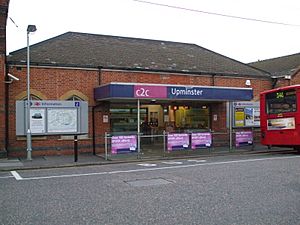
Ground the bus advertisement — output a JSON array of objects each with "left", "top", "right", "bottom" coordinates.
[{"left": 260, "top": 85, "right": 300, "bottom": 151}]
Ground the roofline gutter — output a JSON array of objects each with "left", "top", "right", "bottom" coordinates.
[
  {"left": 271, "top": 74, "right": 292, "bottom": 88},
  {"left": 101, "top": 67, "right": 271, "bottom": 79},
  {"left": 7, "top": 61, "right": 271, "bottom": 79}
]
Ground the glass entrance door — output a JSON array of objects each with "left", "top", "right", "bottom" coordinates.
[{"left": 110, "top": 107, "right": 147, "bottom": 134}]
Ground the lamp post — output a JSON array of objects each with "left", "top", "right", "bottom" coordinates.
[{"left": 26, "top": 25, "right": 37, "bottom": 160}]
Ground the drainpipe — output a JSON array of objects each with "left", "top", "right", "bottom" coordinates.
[
  {"left": 211, "top": 74, "right": 215, "bottom": 86},
  {"left": 98, "top": 66, "right": 102, "bottom": 86},
  {"left": 92, "top": 66, "right": 105, "bottom": 154},
  {"left": 271, "top": 77, "right": 277, "bottom": 89},
  {"left": 92, "top": 66, "right": 103, "bottom": 155},
  {"left": 92, "top": 103, "right": 103, "bottom": 155},
  {"left": 229, "top": 101, "right": 233, "bottom": 151},
  {"left": 92, "top": 105, "right": 96, "bottom": 155},
  {"left": 271, "top": 75, "right": 291, "bottom": 89}
]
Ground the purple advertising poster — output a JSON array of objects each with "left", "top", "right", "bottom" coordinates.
[
  {"left": 191, "top": 133, "right": 212, "bottom": 149},
  {"left": 111, "top": 135, "right": 137, "bottom": 154},
  {"left": 134, "top": 85, "right": 167, "bottom": 99},
  {"left": 235, "top": 131, "right": 253, "bottom": 147},
  {"left": 167, "top": 133, "right": 189, "bottom": 151}
]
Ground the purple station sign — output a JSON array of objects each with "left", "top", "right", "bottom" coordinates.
[
  {"left": 167, "top": 133, "right": 189, "bottom": 151},
  {"left": 191, "top": 132, "right": 212, "bottom": 149},
  {"left": 94, "top": 83, "right": 253, "bottom": 101},
  {"left": 235, "top": 131, "right": 253, "bottom": 147},
  {"left": 111, "top": 135, "right": 137, "bottom": 154}
]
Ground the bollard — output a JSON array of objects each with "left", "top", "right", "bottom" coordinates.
[
  {"left": 74, "top": 135, "right": 78, "bottom": 162},
  {"left": 105, "top": 132, "right": 108, "bottom": 161},
  {"left": 137, "top": 132, "right": 141, "bottom": 159}
]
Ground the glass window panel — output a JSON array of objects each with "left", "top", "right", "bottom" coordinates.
[{"left": 266, "top": 89, "right": 297, "bottom": 114}]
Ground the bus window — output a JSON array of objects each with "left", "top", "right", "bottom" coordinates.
[{"left": 266, "top": 89, "right": 297, "bottom": 114}]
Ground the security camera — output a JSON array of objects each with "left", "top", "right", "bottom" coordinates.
[{"left": 8, "top": 73, "right": 19, "bottom": 81}]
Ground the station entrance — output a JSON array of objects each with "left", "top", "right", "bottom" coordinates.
[{"left": 94, "top": 82, "right": 254, "bottom": 159}]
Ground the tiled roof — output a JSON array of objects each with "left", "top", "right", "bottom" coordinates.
[
  {"left": 8, "top": 32, "right": 269, "bottom": 78},
  {"left": 249, "top": 52, "right": 300, "bottom": 77}
]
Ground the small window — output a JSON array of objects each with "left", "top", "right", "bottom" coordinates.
[
  {"left": 67, "top": 95, "right": 83, "bottom": 101},
  {"left": 23, "top": 95, "right": 42, "bottom": 100}
]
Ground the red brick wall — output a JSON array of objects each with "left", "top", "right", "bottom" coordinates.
[
  {"left": 210, "top": 102, "right": 227, "bottom": 132},
  {"left": 274, "top": 79, "right": 291, "bottom": 88},
  {"left": 6, "top": 66, "right": 272, "bottom": 156},
  {"left": 291, "top": 70, "right": 300, "bottom": 85},
  {"left": 214, "top": 77, "right": 272, "bottom": 100},
  {"left": 8, "top": 67, "right": 98, "bottom": 100}
]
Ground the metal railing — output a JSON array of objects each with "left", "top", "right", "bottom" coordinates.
[{"left": 101, "top": 129, "right": 261, "bottom": 160}]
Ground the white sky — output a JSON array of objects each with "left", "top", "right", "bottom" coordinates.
[{"left": 6, "top": 0, "right": 300, "bottom": 63}]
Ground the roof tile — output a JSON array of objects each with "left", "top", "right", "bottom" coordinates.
[{"left": 8, "top": 32, "right": 269, "bottom": 78}]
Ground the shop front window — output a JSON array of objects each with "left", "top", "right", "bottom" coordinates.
[
  {"left": 174, "top": 106, "right": 210, "bottom": 131},
  {"left": 109, "top": 104, "right": 210, "bottom": 134}
]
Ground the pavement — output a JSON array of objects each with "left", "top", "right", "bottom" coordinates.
[{"left": 0, "top": 145, "right": 296, "bottom": 171}]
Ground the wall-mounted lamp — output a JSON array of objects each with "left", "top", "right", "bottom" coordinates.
[{"left": 245, "top": 80, "right": 251, "bottom": 86}]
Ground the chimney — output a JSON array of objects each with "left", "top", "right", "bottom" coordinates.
[{"left": 0, "top": 0, "right": 9, "bottom": 54}]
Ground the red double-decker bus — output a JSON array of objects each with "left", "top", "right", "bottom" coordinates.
[{"left": 260, "top": 85, "right": 300, "bottom": 151}]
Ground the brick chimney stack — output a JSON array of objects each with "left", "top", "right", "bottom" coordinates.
[{"left": 0, "top": 0, "right": 9, "bottom": 54}]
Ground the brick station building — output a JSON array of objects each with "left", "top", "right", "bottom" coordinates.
[{"left": 1, "top": 30, "right": 277, "bottom": 157}]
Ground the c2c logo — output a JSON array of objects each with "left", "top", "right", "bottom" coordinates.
[{"left": 135, "top": 88, "right": 150, "bottom": 97}]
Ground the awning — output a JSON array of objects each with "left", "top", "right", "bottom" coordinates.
[{"left": 94, "top": 83, "right": 253, "bottom": 101}]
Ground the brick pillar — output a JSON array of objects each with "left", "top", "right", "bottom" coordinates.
[{"left": 0, "top": 0, "right": 9, "bottom": 153}]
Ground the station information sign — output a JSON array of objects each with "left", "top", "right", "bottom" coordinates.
[{"left": 16, "top": 100, "right": 88, "bottom": 136}]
